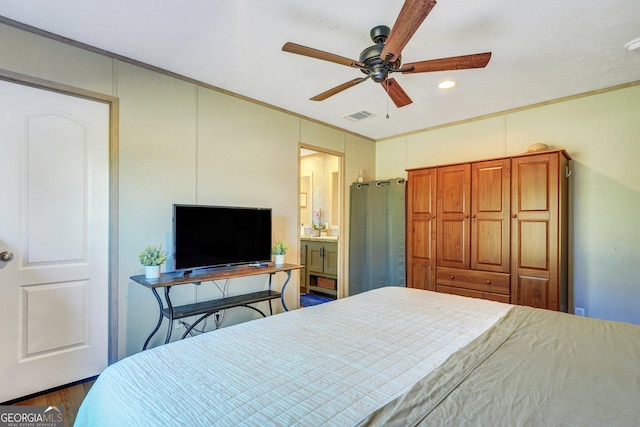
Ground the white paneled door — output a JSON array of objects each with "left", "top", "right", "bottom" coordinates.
[{"left": 0, "top": 79, "right": 109, "bottom": 402}]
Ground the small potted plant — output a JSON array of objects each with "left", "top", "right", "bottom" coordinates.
[
  {"left": 271, "top": 238, "right": 289, "bottom": 266},
  {"left": 312, "top": 223, "right": 327, "bottom": 237},
  {"left": 139, "top": 244, "right": 168, "bottom": 279}
]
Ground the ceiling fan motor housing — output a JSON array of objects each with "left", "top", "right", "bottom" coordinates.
[
  {"left": 370, "top": 25, "right": 391, "bottom": 43},
  {"left": 360, "top": 25, "right": 401, "bottom": 82}
]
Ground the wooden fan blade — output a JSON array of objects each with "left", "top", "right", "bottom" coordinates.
[
  {"left": 382, "top": 78, "right": 413, "bottom": 108},
  {"left": 402, "top": 52, "right": 492, "bottom": 73},
  {"left": 283, "top": 42, "right": 364, "bottom": 68},
  {"left": 310, "top": 77, "right": 370, "bottom": 101},
  {"left": 380, "top": 0, "right": 437, "bottom": 64}
]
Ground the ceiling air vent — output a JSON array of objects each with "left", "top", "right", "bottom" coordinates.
[{"left": 342, "top": 110, "right": 376, "bottom": 122}]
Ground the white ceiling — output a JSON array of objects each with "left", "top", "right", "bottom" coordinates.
[{"left": 1, "top": 0, "right": 639, "bottom": 140}]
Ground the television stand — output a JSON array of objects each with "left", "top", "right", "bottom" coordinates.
[{"left": 131, "top": 263, "right": 304, "bottom": 350}]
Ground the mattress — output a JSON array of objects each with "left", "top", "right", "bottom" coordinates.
[{"left": 75, "top": 287, "right": 512, "bottom": 426}]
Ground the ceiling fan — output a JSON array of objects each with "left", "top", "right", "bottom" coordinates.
[{"left": 282, "top": 0, "right": 491, "bottom": 108}]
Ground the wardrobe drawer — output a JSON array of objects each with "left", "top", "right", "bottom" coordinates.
[
  {"left": 437, "top": 267, "right": 510, "bottom": 295},
  {"left": 436, "top": 284, "right": 511, "bottom": 304}
]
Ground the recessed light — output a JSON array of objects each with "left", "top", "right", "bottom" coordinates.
[
  {"left": 625, "top": 37, "right": 640, "bottom": 52},
  {"left": 438, "top": 80, "right": 456, "bottom": 89}
]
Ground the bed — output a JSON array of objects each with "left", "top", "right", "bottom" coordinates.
[{"left": 75, "top": 287, "right": 640, "bottom": 426}]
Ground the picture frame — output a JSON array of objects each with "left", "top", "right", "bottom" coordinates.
[{"left": 300, "top": 192, "right": 307, "bottom": 208}]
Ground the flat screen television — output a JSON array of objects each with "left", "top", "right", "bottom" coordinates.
[{"left": 173, "top": 204, "right": 272, "bottom": 271}]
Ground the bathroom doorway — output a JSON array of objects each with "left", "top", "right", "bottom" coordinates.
[{"left": 299, "top": 146, "right": 342, "bottom": 307}]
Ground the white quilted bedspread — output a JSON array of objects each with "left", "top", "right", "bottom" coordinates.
[{"left": 75, "top": 287, "right": 511, "bottom": 426}]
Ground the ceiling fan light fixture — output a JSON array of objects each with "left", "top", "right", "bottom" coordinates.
[{"left": 438, "top": 80, "right": 456, "bottom": 89}]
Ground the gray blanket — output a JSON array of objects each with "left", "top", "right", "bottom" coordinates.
[{"left": 359, "top": 306, "right": 640, "bottom": 426}]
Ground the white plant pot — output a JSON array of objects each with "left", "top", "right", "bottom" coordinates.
[
  {"left": 145, "top": 265, "right": 161, "bottom": 279},
  {"left": 274, "top": 254, "right": 285, "bottom": 266}
]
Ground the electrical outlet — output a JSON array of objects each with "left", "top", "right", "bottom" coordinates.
[
  {"left": 574, "top": 307, "right": 585, "bottom": 316},
  {"left": 174, "top": 322, "right": 185, "bottom": 329}
]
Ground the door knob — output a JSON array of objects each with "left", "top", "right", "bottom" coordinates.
[{"left": 0, "top": 251, "right": 15, "bottom": 263}]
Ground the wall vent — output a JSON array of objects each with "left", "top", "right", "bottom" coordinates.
[{"left": 342, "top": 110, "right": 376, "bottom": 122}]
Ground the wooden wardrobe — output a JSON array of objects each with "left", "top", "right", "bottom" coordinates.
[{"left": 406, "top": 149, "right": 570, "bottom": 311}]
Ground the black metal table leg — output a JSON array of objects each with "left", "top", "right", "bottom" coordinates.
[
  {"left": 268, "top": 273, "right": 274, "bottom": 315},
  {"left": 280, "top": 270, "right": 293, "bottom": 311},
  {"left": 164, "top": 286, "right": 174, "bottom": 344},
  {"left": 143, "top": 287, "right": 164, "bottom": 350}
]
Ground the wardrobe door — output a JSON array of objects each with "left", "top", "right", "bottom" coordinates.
[
  {"left": 511, "top": 152, "right": 564, "bottom": 310},
  {"left": 407, "top": 168, "right": 437, "bottom": 290},
  {"left": 471, "top": 159, "right": 511, "bottom": 273},
  {"left": 437, "top": 164, "right": 471, "bottom": 269}
]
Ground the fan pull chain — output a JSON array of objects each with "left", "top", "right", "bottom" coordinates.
[{"left": 386, "top": 80, "right": 390, "bottom": 119}]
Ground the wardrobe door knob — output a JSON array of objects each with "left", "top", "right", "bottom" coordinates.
[
  {"left": 512, "top": 214, "right": 517, "bottom": 218},
  {"left": 450, "top": 275, "right": 455, "bottom": 279},
  {"left": 486, "top": 280, "right": 491, "bottom": 284}
]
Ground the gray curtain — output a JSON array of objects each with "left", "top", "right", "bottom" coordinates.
[{"left": 349, "top": 178, "right": 406, "bottom": 296}]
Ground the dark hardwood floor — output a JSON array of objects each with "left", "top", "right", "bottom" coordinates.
[{"left": 8, "top": 379, "right": 95, "bottom": 427}]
